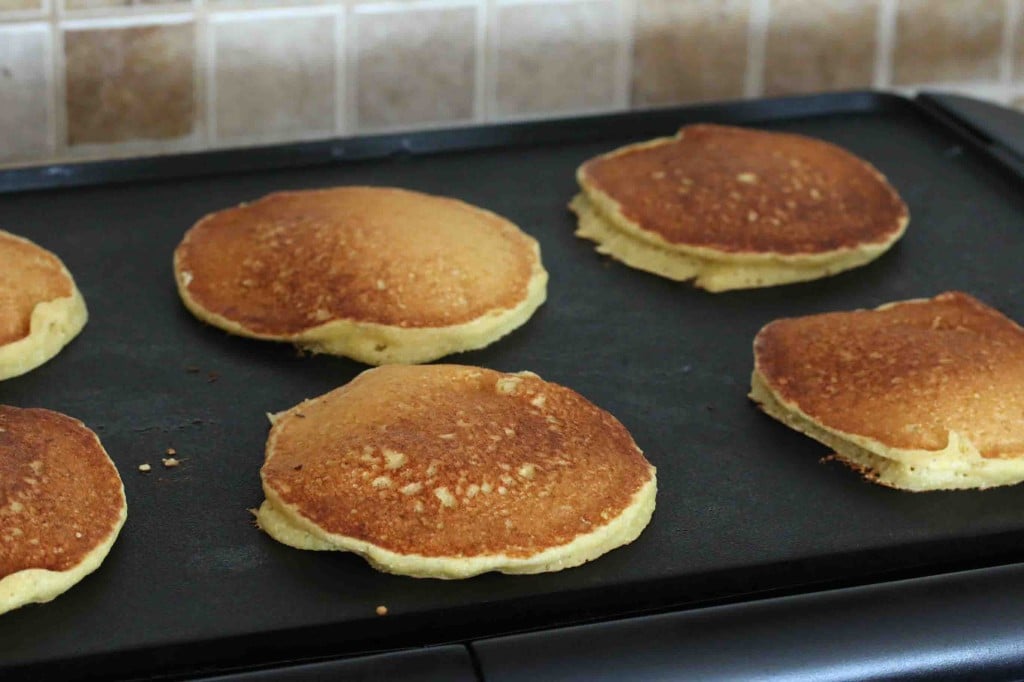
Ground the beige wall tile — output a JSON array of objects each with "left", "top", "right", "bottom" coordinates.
[
  {"left": 353, "top": 3, "right": 477, "bottom": 130},
  {"left": 893, "top": 0, "right": 1004, "bottom": 84},
  {"left": 0, "top": 0, "right": 43, "bottom": 12},
  {"left": 64, "top": 22, "right": 195, "bottom": 146},
  {"left": 0, "top": 26, "right": 51, "bottom": 162},
  {"left": 494, "top": 0, "right": 622, "bottom": 118},
  {"left": 213, "top": 12, "right": 336, "bottom": 142},
  {"left": 633, "top": 0, "right": 750, "bottom": 106},
  {"left": 764, "top": 0, "right": 877, "bottom": 95}
]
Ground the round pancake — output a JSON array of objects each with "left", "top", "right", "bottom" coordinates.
[
  {"left": 572, "top": 124, "right": 908, "bottom": 291},
  {"left": 1, "top": 406, "right": 126, "bottom": 615},
  {"left": 0, "top": 230, "right": 88, "bottom": 380},
  {"left": 257, "top": 365, "right": 657, "bottom": 578},
  {"left": 751, "top": 292, "right": 1024, "bottom": 491},
  {"left": 174, "top": 187, "right": 548, "bottom": 365}
]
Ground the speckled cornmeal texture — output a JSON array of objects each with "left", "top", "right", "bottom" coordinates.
[
  {"left": 257, "top": 365, "right": 657, "bottom": 578},
  {"left": 0, "top": 406, "right": 126, "bottom": 614},
  {"left": 751, "top": 292, "right": 1024, "bottom": 491},
  {"left": 174, "top": 187, "right": 547, "bottom": 365},
  {"left": 571, "top": 124, "right": 908, "bottom": 291},
  {"left": 0, "top": 230, "right": 88, "bottom": 380}
]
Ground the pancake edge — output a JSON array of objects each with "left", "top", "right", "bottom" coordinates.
[
  {"left": 0, "top": 437, "right": 126, "bottom": 616},
  {"left": 749, "top": 368, "right": 1024, "bottom": 491},
  {"left": 174, "top": 243, "right": 548, "bottom": 365},
  {"left": 256, "top": 470, "right": 656, "bottom": 579},
  {"left": 0, "top": 281, "right": 88, "bottom": 382},
  {"left": 570, "top": 194, "right": 891, "bottom": 292}
]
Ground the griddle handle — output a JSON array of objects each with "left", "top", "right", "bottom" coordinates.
[
  {"left": 917, "top": 92, "right": 1024, "bottom": 175},
  {"left": 472, "top": 563, "right": 1024, "bottom": 681}
]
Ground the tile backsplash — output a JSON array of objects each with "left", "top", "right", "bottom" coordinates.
[{"left": 1, "top": 0, "right": 1022, "bottom": 167}]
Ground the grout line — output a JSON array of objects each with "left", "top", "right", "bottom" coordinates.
[
  {"left": 744, "top": 0, "right": 769, "bottom": 98},
  {"left": 43, "top": 22, "right": 57, "bottom": 158},
  {"left": 59, "top": 12, "right": 194, "bottom": 28},
  {"left": 1002, "top": 0, "right": 1020, "bottom": 85},
  {"left": 334, "top": 5, "right": 346, "bottom": 135},
  {"left": 206, "top": 4, "right": 342, "bottom": 21},
  {"left": 202, "top": 0, "right": 216, "bottom": 146},
  {"left": 52, "top": 16, "right": 67, "bottom": 155},
  {"left": 344, "top": 0, "right": 358, "bottom": 133},
  {"left": 874, "top": 0, "right": 897, "bottom": 88},
  {"left": 472, "top": 0, "right": 486, "bottom": 123},
  {"left": 615, "top": 0, "right": 635, "bottom": 110},
  {"left": 352, "top": 0, "right": 481, "bottom": 14},
  {"left": 483, "top": 0, "right": 499, "bottom": 120}
]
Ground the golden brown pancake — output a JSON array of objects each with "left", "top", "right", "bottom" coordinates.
[
  {"left": 257, "top": 365, "right": 657, "bottom": 578},
  {"left": 174, "top": 187, "right": 547, "bottom": 365},
  {"left": 750, "top": 292, "right": 1024, "bottom": 490},
  {"left": 571, "top": 124, "right": 909, "bottom": 291},
  {"left": 0, "top": 406, "right": 126, "bottom": 614},
  {"left": 0, "top": 230, "right": 88, "bottom": 380}
]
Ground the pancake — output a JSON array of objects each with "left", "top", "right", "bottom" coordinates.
[
  {"left": 257, "top": 365, "right": 657, "bottom": 578},
  {"left": 750, "top": 292, "right": 1024, "bottom": 491},
  {"left": 0, "top": 230, "right": 88, "bottom": 380},
  {"left": 571, "top": 124, "right": 909, "bottom": 291},
  {"left": 1, "top": 406, "right": 126, "bottom": 615},
  {"left": 174, "top": 187, "right": 548, "bottom": 365}
]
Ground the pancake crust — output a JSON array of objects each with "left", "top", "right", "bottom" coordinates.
[
  {"left": 0, "top": 406, "right": 126, "bottom": 614},
  {"left": 572, "top": 124, "right": 908, "bottom": 291},
  {"left": 751, "top": 292, "right": 1024, "bottom": 490},
  {"left": 174, "top": 187, "right": 547, "bottom": 365},
  {"left": 257, "top": 365, "right": 657, "bottom": 578},
  {"left": 0, "top": 230, "right": 88, "bottom": 380}
]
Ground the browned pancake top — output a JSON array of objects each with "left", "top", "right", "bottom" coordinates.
[
  {"left": 0, "top": 231, "right": 74, "bottom": 346},
  {"left": 754, "top": 292, "right": 1024, "bottom": 458},
  {"left": 580, "top": 124, "right": 908, "bottom": 255},
  {"left": 174, "top": 187, "right": 539, "bottom": 335},
  {"left": 263, "top": 365, "right": 654, "bottom": 558},
  {"left": 0, "top": 406, "right": 125, "bottom": 577}
]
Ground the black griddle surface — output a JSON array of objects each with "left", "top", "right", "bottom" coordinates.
[{"left": 2, "top": 93, "right": 1024, "bottom": 678}]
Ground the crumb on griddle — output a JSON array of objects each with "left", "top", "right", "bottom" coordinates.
[
  {"left": 207, "top": 371, "right": 219, "bottom": 383},
  {"left": 375, "top": 605, "right": 388, "bottom": 616},
  {"left": 138, "top": 463, "right": 152, "bottom": 473},
  {"left": 186, "top": 365, "right": 200, "bottom": 373},
  {"left": 162, "top": 457, "right": 180, "bottom": 468},
  {"left": 166, "top": 447, "right": 177, "bottom": 455}
]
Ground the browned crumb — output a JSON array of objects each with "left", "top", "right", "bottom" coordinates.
[
  {"left": 138, "top": 463, "right": 152, "bottom": 473},
  {"left": 166, "top": 447, "right": 177, "bottom": 456},
  {"left": 162, "top": 457, "right": 180, "bottom": 468},
  {"left": 207, "top": 372, "right": 219, "bottom": 383},
  {"left": 375, "top": 605, "right": 388, "bottom": 616}
]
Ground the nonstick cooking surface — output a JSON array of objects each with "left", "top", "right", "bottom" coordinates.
[{"left": 2, "top": 93, "right": 1023, "bottom": 678}]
